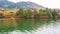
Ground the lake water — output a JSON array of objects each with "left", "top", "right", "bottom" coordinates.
[{"left": 0, "top": 19, "right": 60, "bottom": 34}]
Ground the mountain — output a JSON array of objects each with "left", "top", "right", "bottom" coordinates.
[
  {"left": 0, "top": 0, "right": 44, "bottom": 9},
  {"left": 0, "top": 0, "right": 14, "bottom": 8}
]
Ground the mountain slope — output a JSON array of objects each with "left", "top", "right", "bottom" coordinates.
[
  {"left": 0, "top": 0, "right": 44, "bottom": 9},
  {"left": 0, "top": 0, "right": 14, "bottom": 8}
]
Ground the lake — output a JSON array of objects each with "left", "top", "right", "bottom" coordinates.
[{"left": 0, "top": 18, "right": 60, "bottom": 34}]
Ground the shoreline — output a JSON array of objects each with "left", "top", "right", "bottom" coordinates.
[{"left": 0, "top": 16, "right": 60, "bottom": 19}]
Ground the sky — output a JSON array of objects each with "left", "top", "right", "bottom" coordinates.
[{"left": 8, "top": 0, "right": 60, "bottom": 8}]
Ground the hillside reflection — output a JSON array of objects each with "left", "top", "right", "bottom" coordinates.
[{"left": 0, "top": 19, "right": 54, "bottom": 34}]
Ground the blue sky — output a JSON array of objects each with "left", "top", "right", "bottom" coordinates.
[{"left": 8, "top": 0, "right": 60, "bottom": 8}]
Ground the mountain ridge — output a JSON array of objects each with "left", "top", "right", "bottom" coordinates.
[{"left": 0, "top": 0, "right": 44, "bottom": 9}]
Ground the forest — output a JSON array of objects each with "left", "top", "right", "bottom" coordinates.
[{"left": 0, "top": 8, "right": 60, "bottom": 19}]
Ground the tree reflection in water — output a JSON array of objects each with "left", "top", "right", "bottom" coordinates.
[{"left": 0, "top": 19, "right": 54, "bottom": 34}]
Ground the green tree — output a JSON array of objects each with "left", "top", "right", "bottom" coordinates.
[
  {"left": 51, "top": 9, "right": 58, "bottom": 18},
  {"left": 45, "top": 8, "right": 52, "bottom": 17},
  {"left": 33, "top": 10, "right": 39, "bottom": 18},
  {"left": 15, "top": 8, "right": 24, "bottom": 16},
  {"left": 39, "top": 9, "right": 46, "bottom": 16},
  {"left": 25, "top": 9, "right": 32, "bottom": 18}
]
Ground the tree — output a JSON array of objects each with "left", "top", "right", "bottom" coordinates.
[
  {"left": 45, "top": 8, "right": 52, "bottom": 17},
  {"left": 15, "top": 8, "right": 24, "bottom": 16},
  {"left": 33, "top": 10, "right": 39, "bottom": 18},
  {"left": 25, "top": 9, "right": 32, "bottom": 18},
  {"left": 51, "top": 9, "right": 58, "bottom": 18},
  {"left": 39, "top": 9, "right": 47, "bottom": 16}
]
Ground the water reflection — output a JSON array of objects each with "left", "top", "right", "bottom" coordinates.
[{"left": 0, "top": 19, "right": 58, "bottom": 34}]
